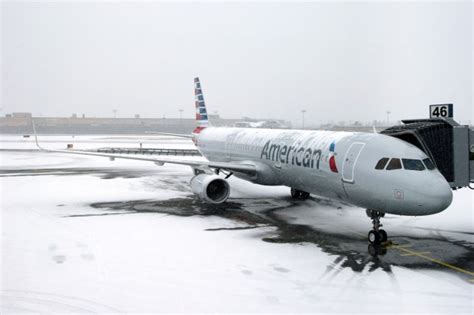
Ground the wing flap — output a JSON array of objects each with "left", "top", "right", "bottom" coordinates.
[{"left": 208, "top": 161, "right": 256, "bottom": 175}]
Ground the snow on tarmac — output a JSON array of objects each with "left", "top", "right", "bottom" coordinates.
[{"left": 0, "top": 135, "right": 473, "bottom": 313}]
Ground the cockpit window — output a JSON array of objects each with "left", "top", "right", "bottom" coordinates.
[
  {"left": 423, "top": 158, "right": 436, "bottom": 170},
  {"left": 375, "top": 158, "right": 389, "bottom": 170},
  {"left": 386, "top": 158, "right": 402, "bottom": 170},
  {"left": 402, "top": 159, "right": 425, "bottom": 171}
]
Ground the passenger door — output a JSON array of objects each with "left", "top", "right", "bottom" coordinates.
[{"left": 341, "top": 142, "right": 365, "bottom": 184}]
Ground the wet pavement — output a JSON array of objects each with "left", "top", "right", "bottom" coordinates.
[{"left": 86, "top": 196, "right": 474, "bottom": 281}]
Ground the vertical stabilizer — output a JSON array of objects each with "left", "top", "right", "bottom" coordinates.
[{"left": 194, "top": 77, "right": 209, "bottom": 130}]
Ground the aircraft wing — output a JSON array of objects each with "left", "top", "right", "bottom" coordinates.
[{"left": 32, "top": 126, "right": 256, "bottom": 176}]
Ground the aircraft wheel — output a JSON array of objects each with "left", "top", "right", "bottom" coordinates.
[
  {"left": 290, "top": 188, "right": 301, "bottom": 199},
  {"left": 368, "top": 230, "right": 380, "bottom": 244},
  {"left": 378, "top": 229, "right": 388, "bottom": 243}
]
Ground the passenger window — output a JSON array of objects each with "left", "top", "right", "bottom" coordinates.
[
  {"left": 386, "top": 158, "right": 402, "bottom": 170},
  {"left": 402, "top": 159, "right": 425, "bottom": 171},
  {"left": 375, "top": 158, "right": 389, "bottom": 170},
  {"left": 423, "top": 158, "right": 436, "bottom": 170}
]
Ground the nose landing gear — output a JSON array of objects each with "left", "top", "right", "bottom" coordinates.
[{"left": 366, "top": 209, "right": 388, "bottom": 244}]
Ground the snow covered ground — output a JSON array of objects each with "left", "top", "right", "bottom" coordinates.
[{"left": 1, "top": 135, "right": 473, "bottom": 313}]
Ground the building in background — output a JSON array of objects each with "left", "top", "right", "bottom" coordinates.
[{"left": 0, "top": 113, "right": 292, "bottom": 134}]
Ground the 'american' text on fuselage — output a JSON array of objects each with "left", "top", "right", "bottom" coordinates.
[{"left": 260, "top": 140, "right": 322, "bottom": 169}]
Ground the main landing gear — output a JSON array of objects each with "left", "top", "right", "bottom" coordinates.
[
  {"left": 290, "top": 188, "right": 310, "bottom": 200},
  {"left": 366, "top": 209, "right": 388, "bottom": 244}
]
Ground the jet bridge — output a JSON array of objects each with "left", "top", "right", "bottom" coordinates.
[{"left": 381, "top": 109, "right": 473, "bottom": 189}]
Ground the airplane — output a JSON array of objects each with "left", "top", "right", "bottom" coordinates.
[{"left": 33, "top": 77, "right": 453, "bottom": 245}]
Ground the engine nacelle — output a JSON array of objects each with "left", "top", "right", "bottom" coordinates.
[{"left": 190, "top": 174, "right": 230, "bottom": 204}]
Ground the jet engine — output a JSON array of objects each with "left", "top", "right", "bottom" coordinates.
[{"left": 190, "top": 174, "right": 230, "bottom": 204}]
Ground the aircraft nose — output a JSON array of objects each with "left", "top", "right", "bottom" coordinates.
[{"left": 421, "top": 176, "right": 453, "bottom": 214}]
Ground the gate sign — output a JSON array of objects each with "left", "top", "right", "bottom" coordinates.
[{"left": 430, "top": 104, "right": 453, "bottom": 118}]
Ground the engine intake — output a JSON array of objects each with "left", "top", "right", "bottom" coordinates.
[{"left": 190, "top": 174, "right": 230, "bottom": 204}]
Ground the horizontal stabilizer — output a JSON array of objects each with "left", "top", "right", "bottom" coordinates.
[{"left": 145, "top": 131, "right": 193, "bottom": 139}]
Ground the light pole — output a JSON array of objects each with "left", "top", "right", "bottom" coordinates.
[
  {"left": 386, "top": 110, "right": 391, "bottom": 125},
  {"left": 113, "top": 109, "right": 118, "bottom": 118},
  {"left": 301, "top": 109, "right": 306, "bottom": 129},
  {"left": 179, "top": 109, "right": 183, "bottom": 121}
]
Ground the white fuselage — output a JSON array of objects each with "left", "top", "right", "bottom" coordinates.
[{"left": 196, "top": 127, "right": 453, "bottom": 216}]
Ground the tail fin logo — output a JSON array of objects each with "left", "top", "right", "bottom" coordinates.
[
  {"left": 194, "top": 77, "right": 209, "bottom": 128},
  {"left": 328, "top": 141, "right": 338, "bottom": 173}
]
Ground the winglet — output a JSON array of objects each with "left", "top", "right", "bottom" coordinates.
[{"left": 32, "top": 120, "right": 45, "bottom": 151}]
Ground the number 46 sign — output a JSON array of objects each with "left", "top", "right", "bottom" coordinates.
[{"left": 430, "top": 104, "right": 453, "bottom": 118}]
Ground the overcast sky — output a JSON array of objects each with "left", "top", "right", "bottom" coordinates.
[{"left": 2, "top": 1, "right": 472, "bottom": 125}]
